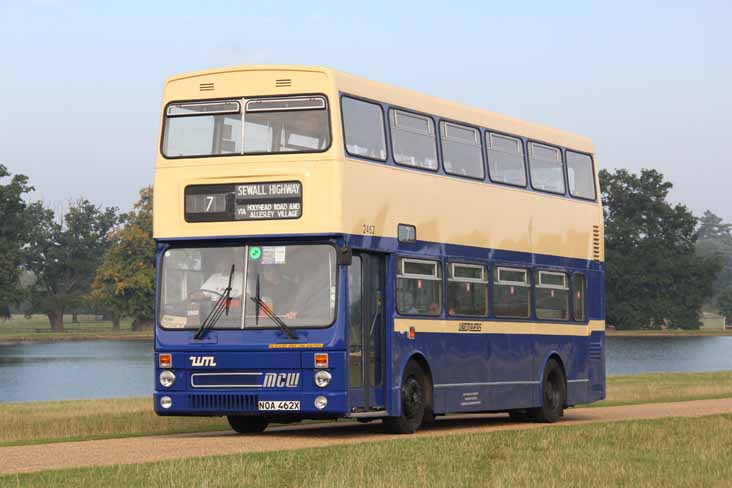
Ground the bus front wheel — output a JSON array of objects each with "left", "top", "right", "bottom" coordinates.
[
  {"left": 529, "top": 358, "right": 566, "bottom": 423},
  {"left": 384, "top": 361, "right": 428, "bottom": 434},
  {"left": 227, "top": 415, "right": 269, "bottom": 434}
]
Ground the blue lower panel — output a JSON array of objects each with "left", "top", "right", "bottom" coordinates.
[{"left": 154, "top": 390, "right": 348, "bottom": 416}]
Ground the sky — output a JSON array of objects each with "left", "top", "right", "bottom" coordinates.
[{"left": 1, "top": 0, "right": 730, "bottom": 220}]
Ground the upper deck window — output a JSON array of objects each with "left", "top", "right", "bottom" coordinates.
[
  {"left": 566, "top": 151, "right": 596, "bottom": 200},
  {"left": 162, "top": 96, "right": 331, "bottom": 158},
  {"left": 486, "top": 133, "right": 527, "bottom": 187},
  {"left": 390, "top": 110, "right": 438, "bottom": 171},
  {"left": 341, "top": 97, "right": 387, "bottom": 161},
  {"left": 440, "top": 121, "right": 484, "bottom": 180},
  {"left": 529, "top": 142, "right": 565, "bottom": 194}
]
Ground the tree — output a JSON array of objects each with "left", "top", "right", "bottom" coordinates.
[
  {"left": 698, "top": 210, "right": 732, "bottom": 240},
  {"left": 25, "top": 199, "right": 120, "bottom": 331},
  {"left": 0, "top": 164, "right": 34, "bottom": 314},
  {"left": 601, "top": 168, "right": 720, "bottom": 329},
  {"left": 695, "top": 211, "right": 732, "bottom": 302},
  {"left": 719, "top": 288, "right": 732, "bottom": 321},
  {"left": 91, "top": 188, "right": 156, "bottom": 331}
]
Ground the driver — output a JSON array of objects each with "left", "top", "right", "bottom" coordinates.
[{"left": 190, "top": 249, "right": 244, "bottom": 301}]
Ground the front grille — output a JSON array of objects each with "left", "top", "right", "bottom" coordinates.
[{"left": 188, "top": 393, "right": 258, "bottom": 411}]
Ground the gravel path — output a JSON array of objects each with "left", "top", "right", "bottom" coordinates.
[{"left": 2, "top": 398, "right": 732, "bottom": 475}]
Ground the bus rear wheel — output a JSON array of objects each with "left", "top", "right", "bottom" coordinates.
[
  {"left": 384, "top": 361, "right": 428, "bottom": 434},
  {"left": 227, "top": 415, "right": 269, "bottom": 434},
  {"left": 529, "top": 358, "right": 566, "bottom": 423}
]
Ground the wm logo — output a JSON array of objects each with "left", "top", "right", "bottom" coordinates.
[
  {"left": 189, "top": 356, "right": 217, "bottom": 367},
  {"left": 263, "top": 372, "right": 300, "bottom": 388}
]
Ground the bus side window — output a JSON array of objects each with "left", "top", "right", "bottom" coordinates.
[
  {"left": 440, "top": 121, "right": 484, "bottom": 180},
  {"left": 396, "top": 258, "right": 442, "bottom": 316},
  {"left": 529, "top": 142, "right": 565, "bottom": 194},
  {"left": 493, "top": 267, "right": 531, "bottom": 318},
  {"left": 566, "top": 151, "right": 596, "bottom": 200},
  {"left": 573, "top": 273, "right": 587, "bottom": 321},
  {"left": 486, "top": 133, "right": 527, "bottom": 187},
  {"left": 536, "top": 270, "right": 569, "bottom": 321},
  {"left": 390, "top": 110, "right": 438, "bottom": 171},
  {"left": 342, "top": 96, "right": 387, "bottom": 161},
  {"left": 447, "top": 263, "right": 488, "bottom": 316}
]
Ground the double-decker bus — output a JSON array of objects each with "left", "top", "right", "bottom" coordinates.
[{"left": 153, "top": 65, "right": 605, "bottom": 434}]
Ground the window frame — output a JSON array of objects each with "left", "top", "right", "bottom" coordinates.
[
  {"left": 492, "top": 265, "right": 532, "bottom": 319},
  {"left": 447, "top": 261, "right": 489, "bottom": 318},
  {"left": 485, "top": 131, "right": 529, "bottom": 189},
  {"left": 160, "top": 93, "right": 333, "bottom": 160},
  {"left": 340, "top": 94, "right": 388, "bottom": 163},
  {"left": 565, "top": 149, "right": 598, "bottom": 202},
  {"left": 396, "top": 257, "right": 443, "bottom": 317},
  {"left": 527, "top": 141, "right": 566, "bottom": 196},
  {"left": 572, "top": 272, "right": 587, "bottom": 322},
  {"left": 388, "top": 108, "right": 439, "bottom": 173},
  {"left": 439, "top": 120, "right": 485, "bottom": 181},
  {"left": 535, "top": 269, "right": 570, "bottom": 322}
]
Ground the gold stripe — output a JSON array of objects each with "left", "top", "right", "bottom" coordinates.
[
  {"left": 394, "top": 319, "right": 604, "bottom": 337},
  {"left": 267, "top": 343, "right": 324, "bottom": 349}
]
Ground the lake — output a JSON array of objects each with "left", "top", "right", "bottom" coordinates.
[{"left": 1, "top": 336, "right": 731, "bottom": 403}]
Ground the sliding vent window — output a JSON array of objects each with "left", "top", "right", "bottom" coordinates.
[
  {"left": 440, "top": 122, "right": 484, "bottom": 179},
  {"left": 566, "top": 151, "right": 596, "bottom": 200},
  {"left": 162, "top": 96, "right": 331, "bottom": 158},
  {"left": 486, "top": 133, "right": 526, "bottom": 187},
  {"left": 447, "top": 263, "right": 488, "bottom": 316},
  {"left": 342, "top": 97, "right": 386, "bottom": 161},
  {"left": 536, "top": 271, "right": 569, "bottom": 321},
  {"left": 529, "top": 142, "right": 565, "bottom": 194},
  {"left": 396, "top": 258, "right": 442, "bottom": 316},
  {"left": 573, "top": 273, "right": 586, "bottom": 321},
  {"left": 493, "top": 267, "right": 530, "bottom": 318},
  {"left": 390, "top": 110, "right": 438, "bottom": 171}
]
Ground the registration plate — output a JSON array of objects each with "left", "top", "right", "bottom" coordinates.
[{"left": 258, "top": 400, "right": 300, "bottom": 411}]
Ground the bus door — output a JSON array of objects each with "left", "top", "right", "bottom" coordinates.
[{"left": 347, "top": 253, "right": 385, "bottom": 412}]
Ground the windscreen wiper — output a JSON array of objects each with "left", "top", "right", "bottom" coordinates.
[
  {"left": 194, "top": 264, "right": 234, "bottom": 340},
  {"left": 248, "top": 295, "right": 298, "bottom": 340}
]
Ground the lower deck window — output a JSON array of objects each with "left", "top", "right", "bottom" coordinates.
[
  {"left": 536, "top": 270, "right": 569, "bottom": 320},
  {"left": 493, "top": 267, "right": 530, "bottom": 318},
  {"left": 396, "top": 258, "right": 442, "bottom": 315},
  {"left": 447, "top": 263, "right": 488, "bottom": 316}
]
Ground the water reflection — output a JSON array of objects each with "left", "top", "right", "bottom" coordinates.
[
  {"left": 0, "top": 340, "right": 152, "bottom": 403},
  {"left": 606, "top": 336, "right": 732, "bottom": 375}
]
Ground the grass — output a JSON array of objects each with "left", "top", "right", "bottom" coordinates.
[
  {"left": 0, "top": 397, "right": 228, "bottom": 447},
  {"left": 0, "top": 315, "right": 152, "bottom": 342},
  {"left": 2, "top": 371, "right": 732, "bottom": 448},
  {"left": 3, "top": 414, "right": 732, "bottom": 487}
]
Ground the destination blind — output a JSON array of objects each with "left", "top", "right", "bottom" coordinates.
[{"left": 184, "top": 181, "right": 302, "bottom": 222}]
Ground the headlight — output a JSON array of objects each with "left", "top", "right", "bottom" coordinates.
[
  {"left": 314, "top": 395, "right": 328, "bottom": 410},
  {"left": 160, "top": 396, "right": 173, "bottom": 409},
  {"left": 159, "top": 370, "right": 176, "bottom": 388},
  {"left": 314, "top": 370, "right": 332, "bottom": 388}
]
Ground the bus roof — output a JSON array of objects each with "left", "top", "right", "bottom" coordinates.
[{"left": 164, "top": 64, "right": 594, "bottom": 154}]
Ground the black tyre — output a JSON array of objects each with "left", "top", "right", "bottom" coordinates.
[
  {"left": 227, "top": 415, "right": 269, "bottom": 434},
  {"left": 529, "top": 358, "right": 566, "bottom": 423},
  {"left": 383, "top": 361, "right": 428, "bottom": 434}
]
